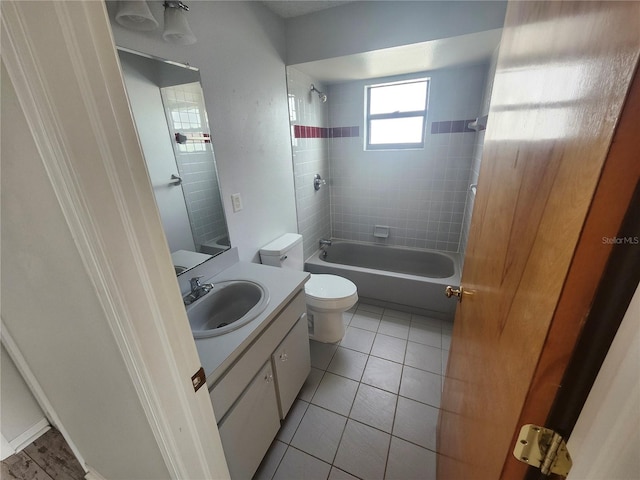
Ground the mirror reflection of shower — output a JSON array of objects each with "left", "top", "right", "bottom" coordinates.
[
  {"left": 310, "top": 84, "right": 327, "bottom": 103},
  {"left": 117, "top": 47, "right": 230, "bottom": 275}
]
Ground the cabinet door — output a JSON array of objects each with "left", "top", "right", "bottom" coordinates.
[
  {"left": 218, "top": 361, "right": 280, "bottom": 480},
  {"left": 272, "top": 313, "right": 311, "bottom": 419}
]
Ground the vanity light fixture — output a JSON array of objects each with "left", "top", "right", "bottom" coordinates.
[
  {"left": 163, "top": 1, "right": 197, "bottom": 45},
  {"left": 115, "top": 1, "right": 159, "bottom": 31}
]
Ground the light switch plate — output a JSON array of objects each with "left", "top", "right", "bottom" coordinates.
[{"left": 231, "top": 193, "right": 243, "bottom": 212}]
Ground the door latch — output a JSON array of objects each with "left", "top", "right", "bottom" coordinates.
[
  {"left": 445, "top": 285, "right": 464, "bottom": 302},
  {"left": 191, "top": 367, "right": 206, "bottom": 393},
  {"left": 513, "top": 424, "right": 572, "bottom": 477}
]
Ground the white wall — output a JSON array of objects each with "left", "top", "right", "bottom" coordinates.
[
  {"left": 0, "top": 345, "right": 48, "bottom": 457},
  {"left": 109, "top": 1, "right": 298, "bottom": 262},
  {"left": 567, "top": 282, "right": 640, "bottom": 479},
  {"left": 286, "top": 1, "right": 507, "bottom": 65}
]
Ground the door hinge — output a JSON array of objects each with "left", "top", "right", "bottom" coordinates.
[
  {"left": 191, "top": 367, "right": 206, "bottom": 393},
  {"left": 513, "top": 424, "right": 572, "bottom": 477}
]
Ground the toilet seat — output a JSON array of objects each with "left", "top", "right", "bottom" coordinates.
[{"left": 305, "top": 274, "right": 358, "bottom": 311}]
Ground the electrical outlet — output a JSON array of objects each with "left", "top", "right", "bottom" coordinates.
[{"left": 231, "top": 193, "right": 243, "bottom": 212}]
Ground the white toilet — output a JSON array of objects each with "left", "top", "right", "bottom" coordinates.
[{"left": 260, "top": 233, "right": 358, "bottom": 343}]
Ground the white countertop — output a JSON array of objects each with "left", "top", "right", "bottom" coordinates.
[{"left": 193, "top": 261, "right": 309, "bottom": 388}]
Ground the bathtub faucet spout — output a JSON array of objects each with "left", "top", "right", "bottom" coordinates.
[{"left": 319, "top": 238, "right": 332, "bottom": 259}]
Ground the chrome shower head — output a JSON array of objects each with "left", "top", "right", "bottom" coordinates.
[{"left": 310, "top": 84, "right": 327, "bottom": 103}]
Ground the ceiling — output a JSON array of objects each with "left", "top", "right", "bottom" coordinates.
[
  {"left": 262, "top": 1, "right": 355, "bottom": 18},
  {"left": 259, "top": 2, "right": 502, "bottom": 83},
  {"left": 291, "top": 28, "right": 502, "bottom": 84}
]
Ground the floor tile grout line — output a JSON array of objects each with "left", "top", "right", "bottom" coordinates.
[
  {"left": 294, "top": 398, "right": 395, "bottom": 454},
  {"left": 284, "top": 405, "right": 437, "bottom": 470},
  {"left": 279, "top": 401, "right": 441, "bottom": 459},
  {"left": 304, "top": 368, "right": 327, "bottom": 404},
  {"left": 389, "top": 433, "right": 440, "bottom": 455},
  {"left": 283, "top": 444, "right": 336, "bottom": 477},
  {"left": 382, "top": 419, "right": 394, "bottom": 480},
  {"left": 279, "top": 399, "right": 310, "bottom": 448},
  {"left": 310, "top": 354, "right": 444, "bottom": 405},
  {"left": 264, "top": 442, "right": 287, "bottom": 480},
  {"left": 384, "top": 352, "right": 401, "bottom": 480},
  {"left": 333, "top": 417, "right": 391, "bottom": 479},
  {"left": 297, "top": 305, "right": 446, "bottom": 479},
  {"left": 299, "top": 380, "right": 441, "bottom": 446},
  {"left": 315, "top": 347, "right": 442, "bottom": 381},
  {"left": 329, "top": 420, "right": 348, "bottom": 469}
]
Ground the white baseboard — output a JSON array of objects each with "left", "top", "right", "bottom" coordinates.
[
  {"left": 1, "top": 433, "right": 16, "bottom": 461},
  {"left": 1, "top": 321, "right": 86, "bottom": 470},
  {"left": 8, "top": 418, "right": 51, "bottom": 454},
  {"left": 84, "top": 466, "right": 108, "bottom": 480}
]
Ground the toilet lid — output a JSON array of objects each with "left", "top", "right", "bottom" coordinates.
[{"left": 305, "top": 274, "right": 357, "bottom": 301}]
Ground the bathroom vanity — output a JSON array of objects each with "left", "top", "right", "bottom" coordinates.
[{"left": 192, "top": 261, "right": 310, "bottom": 479}]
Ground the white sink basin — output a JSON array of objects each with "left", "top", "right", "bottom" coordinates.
[{"left": 186, "top": 280, "right": 269, "bottom": 338}]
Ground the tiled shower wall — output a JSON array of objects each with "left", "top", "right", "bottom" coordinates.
[
  {"left": 287, "top": 68, "right": 331, "bottom": 261},
  {"left": 328, "top": 64, "right": 486, "bottom": 252},
  {"left": 459, "top": 48, "right": 499, "bottom": 263}
]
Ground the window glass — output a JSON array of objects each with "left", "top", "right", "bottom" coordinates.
[
  {"left": 366, "top": 78, "right": 429, "bottom": 149},
  {"left": 369, "top": 81, "right": 428, "bottom": 115},
  {"left": 369, "top": 118, "right": 425, "bottom": 145}
]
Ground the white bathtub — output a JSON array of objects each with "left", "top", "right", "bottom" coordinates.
[{"left": 305, "top": 240, "right": 460, "bottom": 320}]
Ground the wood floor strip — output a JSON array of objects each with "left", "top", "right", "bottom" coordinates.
[
  {"left": 22, "top": 430, "right": 85, "bottom": 480},
  {"left": 1, "top": 429, "right": 84, "bottom": 480},
  {"left": 1, "top": 450, "right": 56, "bottom": 480}
]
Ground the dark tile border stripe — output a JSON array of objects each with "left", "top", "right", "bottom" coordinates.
[
  {"left": 294, "top": 125, "right": 360, "bottom": 139},
  {"left": 430, "top": 119, "right": 477, "bottom": 134}
]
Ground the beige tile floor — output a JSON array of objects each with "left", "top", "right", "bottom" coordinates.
[{"left": 254, "top": 302, "right": 452, "bottom": 480}]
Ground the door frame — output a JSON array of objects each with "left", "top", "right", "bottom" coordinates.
[{"left": 1, "top": 2, "right": 229, "bottom": 478}]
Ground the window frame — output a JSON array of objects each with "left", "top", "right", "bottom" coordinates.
[{"left": 365, "top": 78, "right": 430, "bottom": 151}]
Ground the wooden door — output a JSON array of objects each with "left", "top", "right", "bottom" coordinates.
[{"left": 437, "top": 2, "right": 640, "bottom": 479}]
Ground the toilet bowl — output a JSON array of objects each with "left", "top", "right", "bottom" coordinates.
[
  {"left": 259, "top": 233, "right": 358, "bottom": 343},
  {"left": 305, "top": 274, "right": 358, "bottom": 343}
]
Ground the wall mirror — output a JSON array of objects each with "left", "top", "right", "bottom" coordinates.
[{"left": 118, "top": 47, "right": 230, "bottom": 275}]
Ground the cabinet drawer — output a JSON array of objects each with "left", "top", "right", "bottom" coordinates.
[
  {"left": 272, "top": 314, "right": 311, "bottom": 418},
  {"left": 218, "top": 361, "right": 280, "bottom": 480},
  {"left": 210, "top": 290, "right": 306, "bottom": 419}
]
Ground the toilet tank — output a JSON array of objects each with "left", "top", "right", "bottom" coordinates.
[{"left": 259, "top": 233, "right": 304, "bottom": 271}]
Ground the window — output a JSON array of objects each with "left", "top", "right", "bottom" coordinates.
[
  {"left": 365, "top": 78, "right": 429, "bottom": 150},
  {"left": 161, "top": 82, "right": 209, "bottom": 153}
]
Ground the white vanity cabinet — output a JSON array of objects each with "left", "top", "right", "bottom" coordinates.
[
  {"left": 272, "top": 314, "right": 311, "bottom": 419},
  {"left": 209, "top": 289, "right": 310, "bottom": 479},
  {"left": 217, "top": 361, "right": 280, "bottom": 480}
]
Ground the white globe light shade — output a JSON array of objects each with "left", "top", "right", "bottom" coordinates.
[
  {"left": 115, "top": 1, "right": 159, "bottom": 32},
  {"left": 163, "top": 6, "right": 197, "bottom": 45}
]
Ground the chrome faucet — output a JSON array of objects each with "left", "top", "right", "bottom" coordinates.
[
  {"left": 183, "top": 276, "right": 214, "bottom": 305},
  {"left": 319, "top": 238, "right": 332, "bottom": 259}
]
